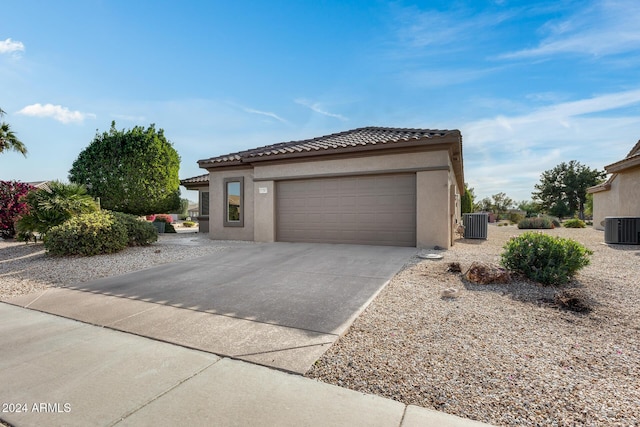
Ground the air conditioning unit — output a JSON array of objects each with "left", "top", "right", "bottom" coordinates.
[
  {"left": 463, "top": 213, "right": 488, "bottom": 239},
  {"left": 604, "top": 217, "right": 640, "bottom": 244}
]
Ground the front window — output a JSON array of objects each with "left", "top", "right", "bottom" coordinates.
[
  {"left": 224, "top": 177, "right": 244, "bottom": 227},
  {"left": 200, "top": 191, "right": 210, "bottom": 216}
]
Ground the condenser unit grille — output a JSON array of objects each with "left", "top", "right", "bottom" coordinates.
[
  {"left": 463, "top": 213, "right": 488, "bottom": 239},
  {"left": 604, "top": 217, "right": 640, "bottom": 244}
]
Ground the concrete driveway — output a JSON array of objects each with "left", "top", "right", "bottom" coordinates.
[{"left": 8, "top": 242, "right": 416, "bottom": 373}]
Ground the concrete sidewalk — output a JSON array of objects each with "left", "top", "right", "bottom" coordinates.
[{"left": 0, "top": 303, "right": 492, "bottom": 427}]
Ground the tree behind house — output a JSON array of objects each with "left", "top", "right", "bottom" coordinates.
[
  {"left": 69, "top": 122, "right": 181, "bottom": 216},
  {"left": 532, "top": 161, "right": 605, "bottom": 219}
]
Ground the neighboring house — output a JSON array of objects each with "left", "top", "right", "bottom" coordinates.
[
  {"left": 180, "top": 127, "right": 464, "bottom": 248},
  {"left": 187, "top": 202, "right": 199, "bottom": 218},
  {"left": 588, "top": 140, "right": 640, "bottom": 230},
  {"left": 26, "top": 181, "right": 52, "bottom": 192},
  {"left": 181, "top": 174, "right": 210, "bottom": 232}
]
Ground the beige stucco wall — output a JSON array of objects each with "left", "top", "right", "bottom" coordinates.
[
  {"left": 207, "top": 168, "right": 254, "bottom": 241},
  {"left": 592, "top": 166, "right": 640, "bottom": 230},
  {"left": 416, "top": 169, "right": 450, "bottom": 248},
  {"left": 253, "top": 180, "right": 275, "bottom": 242},
  {"left": 207, "top": 148, "right": 461, "bottom": 247},
  {"left": 253, "top": 150, "right": 450, "bottom": 180}
]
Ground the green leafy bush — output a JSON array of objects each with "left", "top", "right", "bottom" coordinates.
[
  {"left": 111, "top": 211, "right": 158, "bottom": 246},
  {"left": 501, "top": 232, "right": 593, "bottom": 285},
  {"left": 517, "top": 217, "right": 554, "bottom": 229},
  {"left": 17, "top": 181, "right": 98, "bottom": 236},
  {"left": 563, "top": 218, "right": 586, "bottom": 228},
  {"left": 45, "top": 211, "right": 128, "bottom": 256},
  {"left": 182, "top": 221, "right": 196, "bottom": 227}
]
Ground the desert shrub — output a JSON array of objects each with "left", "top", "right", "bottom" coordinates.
[
  {"left": 563, "top": 218, "right": 586, "bottom": 228},
  {"left": 508, "top": 213, "right": 525, "bottom": 225},
  {"left": 111, "top": 211, "right": 158, "bottom": 246},
  {"left": 501, "top": 232, "right": 593, "bottom": 285},
  {"left": 543, "top": 216, "right": 561, "bottom": 227},
  {"left": 45, "top": 211, "right": 128, "bottom": 256},
  {"left": 153, "top": 213, "right": 174, "bottom": 224},
  {"left": 182, "top": 221, "right": 196, "bottom": 227},
  {"left": 517, "top": 217, "right": 554, "bottom": 229}
]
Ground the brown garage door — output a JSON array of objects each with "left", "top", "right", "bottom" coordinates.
[{"left": 276, "top": 174, "right": 416, "bottom": 246}]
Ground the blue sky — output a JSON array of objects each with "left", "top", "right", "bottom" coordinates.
[{"left": 2, "top": 0, "right": 639, "bottom": 203}]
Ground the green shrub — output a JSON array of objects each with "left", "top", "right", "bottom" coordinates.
[
  {"left": 563, "top": 218, "right": 586, "bottom": 228},
  {"left": 111, "top": 211, "right": 158, "bottom": 246},
  {"left": 45, "top": 211, "right": 128, "bottom": 256},
  {"left": 17, "top": 181, "right": 98, "bottom": 236},
  {"left": 501, "top": 232, "right": 593, "bottom": 285},
  {"left": 517, "top": 217, "right": 554, "bottom": 229},
  {"left": 508, "top": 213, "right": 525, "bottom": 225},
  {"left": 182, "top": 221, "right": 196, "bottom": 227},
  {"left": 544, "top": 216, "right": 561, "bottom": 227}
]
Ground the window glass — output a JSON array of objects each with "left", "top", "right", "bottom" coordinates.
[
  {"left": 201, "top": 191, "right": 209, "bottom": 216},
  {"left": 227, "top": 181, "right": 241, "bottom": 221}
]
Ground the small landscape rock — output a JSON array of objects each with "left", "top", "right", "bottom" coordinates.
[{"left": 465, "top": 262, "right": 511, "bottom": 284}]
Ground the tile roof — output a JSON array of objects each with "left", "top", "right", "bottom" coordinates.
[
  {"left": 198, "top": 127, "right": 460, "bottom": 167},
  {"left": 588, "top": 139, "right": 640, "bottom": 193},
  {"left": 180, "top": 173, "right": 209, "bottom": 186},
  {"left": 604, "top": 140, "right": 640, "bottom": 173}
]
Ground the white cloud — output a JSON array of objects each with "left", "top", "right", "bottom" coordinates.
[
  {"left": 242, "top": 107, "right": 288, "bottom": 124},
  {"left": 462, "top": 88, "right": 640, "bottom": 200},
  {"left": 501, "top": 0, "right": 640, "bottom": 58},
  {"left": 17, "top": 103, "right": 95, "bottom": 124},
  {"left": 0, "top": 38, "right": 25, "bottom": 54},
  {"left": 295, "top": 99, "right": 348, "bottom": 121}
]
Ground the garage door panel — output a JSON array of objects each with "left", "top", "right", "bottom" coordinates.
[{"left": 276, "top": 174, "right": 416, "bottom": 247}]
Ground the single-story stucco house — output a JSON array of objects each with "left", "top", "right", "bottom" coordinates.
[
  {"left": 588, "top": 140, "right": 640, "bottom": 230},
  {"left": 181, "top": 127, "right": 464, "bottom": 248}
]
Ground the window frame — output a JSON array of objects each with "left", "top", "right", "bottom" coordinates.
[
  {"left": 200, "top": 191, "right": 210, "bottom": 216},
  {"left": 223, "top": 177, "right": 244, "bottom": 227}
]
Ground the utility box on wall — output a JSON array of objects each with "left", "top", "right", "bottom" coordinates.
[{"left": 463, "top": 213, "right": 488, "bottom": 239}]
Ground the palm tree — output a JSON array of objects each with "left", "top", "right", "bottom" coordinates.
[{"left": 0, "top": 108, "right": 27, "bottom": 156}]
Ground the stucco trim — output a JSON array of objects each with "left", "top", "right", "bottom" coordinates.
[{"left": 253, "top": 165, "right": 450, "bottom": 182}]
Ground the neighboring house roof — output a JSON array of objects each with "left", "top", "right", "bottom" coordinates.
[
  {"left": 26, "top": 181, "right": 52, "bottom": 192},
  {"left": 180, "top": 173, "right": 209, "bottom": 189},
  {"left": 198, "top": 127, "right": 461, "bottom": 168},
  {"left": 588, "top": 140, "right": 640, "bottom": 193}
]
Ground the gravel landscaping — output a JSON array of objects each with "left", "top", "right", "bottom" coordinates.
[
  {"left": 0, "top": 233, "right": 232, "bottom": 298},
  {"left": 306, "top": 225, "right": 640, "bottom": 426},
  {"left": 1, "top": 227, "right": 638, "bottom": 426}
]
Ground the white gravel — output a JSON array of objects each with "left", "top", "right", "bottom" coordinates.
[
  {"left": 306, "top": 225, "right": 640, "bottom": 427},
  {"left": 0, "top": 233, "right": 236, "bottom": 298},
  {"left": 2, "top": 227, "right": 638, "bottom": 426}
]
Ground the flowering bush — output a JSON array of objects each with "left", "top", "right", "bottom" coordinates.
[
  {"left": 0, "top": 181, "right": 34, "bottom": 239},
  {"left": 501, "top": 232, "right": 593, "bottom": 285},
  {"left": 145, "top": 214, "right": 156, "bottom": 221},
  {"left": 153, "top": 213, "right": 173, "bottom": 224}
]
